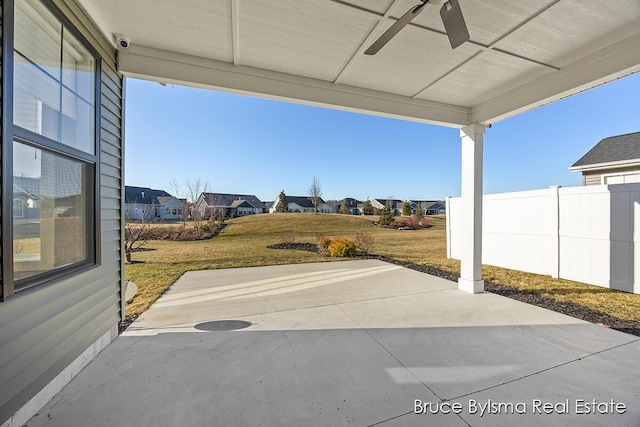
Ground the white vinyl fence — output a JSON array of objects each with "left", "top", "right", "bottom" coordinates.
[{"left": 446, "top": 183, "right": 640, "bottom": 294}]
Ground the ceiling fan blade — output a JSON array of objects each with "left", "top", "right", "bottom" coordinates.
[
  {"left": 440, "top": 0, "right": 469, "bottom": 49},
  {"left": 365, "top": 1, "right": 428, "bottom": 55}
]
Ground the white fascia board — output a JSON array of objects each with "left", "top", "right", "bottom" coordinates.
[
  {"left": 569, "top": 159, "right": 640, "bottom": 172},
  {"left": 471, "top": 31, "right": 640, "bottom": 125},
  {"left": 118, "top": 45, "right": 470, "bottom": 128}
]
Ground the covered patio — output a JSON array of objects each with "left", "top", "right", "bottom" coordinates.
[
  {"left": 2, "top": 1, "right": 640, "bottom": 426},
  {"left": 25, "top": 260, "right": 640, "bottom": 426}
]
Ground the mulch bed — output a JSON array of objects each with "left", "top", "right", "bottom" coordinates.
[
  {"left": 147, "top": 223, "right": 227, "bottom": 241},
  {"left": 374, "top": 255, "right": 640, "bottom": 337},
  {"left": 118, "top": 314, "right": 139, "bottom": 334},
  {"left": 267, "top": 242, "right": 319, "bottom": 252}
]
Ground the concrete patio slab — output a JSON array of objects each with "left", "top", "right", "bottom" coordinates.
[{"left": 25, "top": 260, "right": 640, "bottom": 426}]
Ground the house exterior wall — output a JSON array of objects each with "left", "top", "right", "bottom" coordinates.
[
  {"left": 287, "top": 202, "right": 331, "bottom": 213},
  {"left": 288, "top": 202, "right": 312, "bottom": 213},
  {"left": 582, "top": 166, "right": 640, "bottom": 186},
  {"left": 0, "top": 1, "right": 123, "bottom": 424},
  {"left": 318, "top": 203, "right": 331, "bottom": 213},
  {"left": 447, "top": 184, "right": 640, "bottom": 294},
  {"left": 124, "top": 202, "right": 154, "bottom": 220},
  {"left": 193, "top": 196, "right": 208, "bottom": 219},
  {"left": 371, "top": 200, "right": 385, "bottom": 211},
  {"left": 236, "top": 206, "right": 254, "bottom": 216},
  {"left": 162, "top": 198, "right": 184, "bottom": 220}
]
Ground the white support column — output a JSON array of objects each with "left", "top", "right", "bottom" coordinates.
[
  {"left": 445, "top": 196, "right": 452, "bottom": 259},
  {"left": 458, "top": 124, "right": 486, "bottom": 294}
]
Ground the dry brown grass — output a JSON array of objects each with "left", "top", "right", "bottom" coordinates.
[{"left": 125, "top": 213, "right": 640, "bottom": 322}]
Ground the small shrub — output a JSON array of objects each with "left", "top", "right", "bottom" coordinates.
[
  {"left": 402, "top": 201, "right": 412, "bottom": 216},
  {"left": 201, "top": 223, "right": 212, "bottom": 232},
  {"left": 418, "top": 217, "right": 431, "bottom": 228},
  {"left": 389, "top": 219, "right": 407, "bottom": 228},
  {"left": 378, "top": 202, "right": 394, "bottom": 225},
  {"left": 328, "top": 237, "right": 357, "bottom": 258},
  {"left": 317, "top": 236, "right": 331, "bottom": 256},
  {"left": 354, "top": 231, "right": 374, "bottom": 255},
  {"left": 155, "top": 228, "right": 170, "bottom": 239},
  {"left": 405, "top": 216, "right": 420, "bottom": 228}
]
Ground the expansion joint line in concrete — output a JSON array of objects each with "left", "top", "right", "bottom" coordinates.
[
  {"left": 318, "top": 288, "right": 472, "bottom": 427},
  {"left": 449, "top": 337, "right": 640, "bottom": 403},
  {"left": 366, "top": 410, "right": 416, "bottom": 427}
]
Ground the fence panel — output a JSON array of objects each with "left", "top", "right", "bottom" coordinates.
[{"left": 447, "top": 183, "right": 640, "bottom": 294}]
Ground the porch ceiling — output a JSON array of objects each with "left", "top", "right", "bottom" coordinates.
[{"left": 78, "top": 0, "right": 640, "bottom": 127}]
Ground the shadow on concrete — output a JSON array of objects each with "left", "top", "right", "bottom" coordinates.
[{"left": 194, "top": 320, "right": 252, "bottom": 331}]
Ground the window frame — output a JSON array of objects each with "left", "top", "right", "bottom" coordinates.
[
  {"left": 601, "top": 171, "right": 640, "bottom": 185},
  {"left": 2, "top": 0, "right": 102, "bottom": 300}
]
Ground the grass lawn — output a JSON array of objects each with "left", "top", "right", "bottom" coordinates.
[{"left": 124, "top": 213, "right": 640, "bottom": 323}]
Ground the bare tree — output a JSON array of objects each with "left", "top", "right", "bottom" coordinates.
[
  {"left": 169, "top": 179, "right": 181, "bottom": 199},
  {"left": 209, "top": 194, "right": 227, "bottom": 222},
  {"left": 307, "top": 176, "right": 322, "bottom": 214},
  {"left": 124, "top": 205, "right": 157, "bottom": 263},
  {"left": 169, "top": 179, "right": 187, "bottom": 226},
  {"left": 185, "top": 177, "right": 210, "bottom": 238}
]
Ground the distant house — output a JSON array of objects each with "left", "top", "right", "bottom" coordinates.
[
  {"left": 371, "top": 199, "right": 404, "bottom": 216},
  {"left": 124, "top": 186, "right": 184, "bottom": 220},
  {"left": 195, "top": 193, "right": 266, "bottom": 219},
  {"left": 570, "top": 131, "right": 640, "bottom": 185},
  {"left": 157, "top": 196, "right": 186, "bottom": 220},
  {"left": 270, "top": 196, "right": 331, "bottom": 213},
  {"left": 413, "top": 200, "right": 446, "bottom": 215},
  {"left": 325, "top": 199, "right": 340, "bottom": 213},
  {"left": 337, "top": 197, "right": 362, "bottom": 215}
]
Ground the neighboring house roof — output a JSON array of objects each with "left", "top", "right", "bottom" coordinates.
[
  {"left": 285, "top": 196, "right": 326, "bottom": 208},
  {"left": 374, "top": 199, "right": 404, "bottom": 208},
  {"left": 413, "top": 200, "right": 445, "bottom": 210},
  {"left": 341, "top": 197, "right": 361, "bottom": 207},
  {"left": 13, "top": 177, "right": 42, "bottom": 200},
  {"left": 230, "top": 199, "right": 253, "bottom": 208},
  {"left": 201, "top": 193, "right": 264, "bottom": 209},
  {"left": 125, "top": 186, "right": 171, "bottom": 205},
  {"left": 156, "top": 196, "right": 185, "bottom": 207},
  {"left": 15, "top": 174, "right": 82, "bottom": 199},
  {"left": 571, "top": 131, "right": 640, "bottom": 171}
]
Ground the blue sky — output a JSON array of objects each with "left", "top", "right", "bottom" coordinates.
[{"left": 124, "top": 72, "right": 640, "bottom": 202}]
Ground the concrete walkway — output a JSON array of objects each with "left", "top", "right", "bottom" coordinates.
[{"left": 26, "top": 260, "right": 640, "bottom": 426}]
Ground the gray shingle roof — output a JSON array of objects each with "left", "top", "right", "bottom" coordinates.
[
  {"left": 230, "top": 199, "right": 252, "bottom": 208},
  {"left": 157, "top": 196, "right": 184, "bottom": 207},
  {"left": 413, "top": 200, "right": 445, "bottom": 210},
  {"left": 572, "top": 131, "right": 640, "bottom": 168},
  {"left": 374, "top": 199, "right": 404, "bottom": 209},
  {"left": 125, "top": 186, "right": 171, "bottom": 205},
  {"left": 203, "top": 193, "right": 263, "bottom": 209},
  {"left": 285, "top": 196, "right": 325, "bottom": 208}
]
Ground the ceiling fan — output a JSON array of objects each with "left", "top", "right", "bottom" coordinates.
[{"left": 364, "top": 0, "right": 470, "bottom": 55}]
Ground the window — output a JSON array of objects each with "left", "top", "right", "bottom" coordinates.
[
  {"left": 603, "top": 172, "right": 640, "bottom": 185},
  {"left": 3, "top": 0, "right": 99, "bottom": 298}
]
